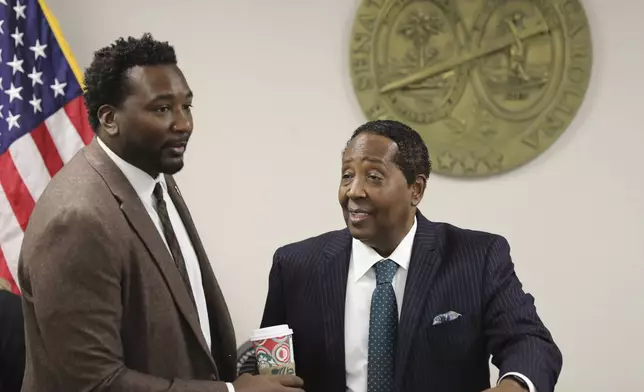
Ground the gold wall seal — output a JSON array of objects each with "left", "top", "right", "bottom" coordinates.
[{"left": 349, "top": 0, "right": 592, "bottom": 177}]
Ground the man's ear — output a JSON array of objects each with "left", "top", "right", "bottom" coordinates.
[
  {"left": 97, "top": 104, "right": 119, "bottom": 136},
  {"left": 411, "top": 174, "right": 427, "bottom": 207}
]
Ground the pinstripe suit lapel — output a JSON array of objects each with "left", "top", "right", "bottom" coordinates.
[
  {"left": 320, "top": 229, "right": 352, "bottom": 387},
  {"left": 395, "top": 212, "right": 441, "bottom": 390}
]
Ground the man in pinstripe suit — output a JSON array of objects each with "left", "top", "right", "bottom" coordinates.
[{"left": 257, "top": 120, "right": 562, "bottom": 392}]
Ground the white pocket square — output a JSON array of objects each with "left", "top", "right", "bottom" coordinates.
[{"left": 432, "top": 311, "right": 462, "bottom": 325}]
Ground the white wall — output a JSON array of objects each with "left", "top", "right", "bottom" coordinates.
[{"left": 47, "top": 0, "right": 644, "bottom": 390}]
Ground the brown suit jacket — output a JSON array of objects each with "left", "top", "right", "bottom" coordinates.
[{"left": 18, "top": 137, "right": 237, "bottom": 392}]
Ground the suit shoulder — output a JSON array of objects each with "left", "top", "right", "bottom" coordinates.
[
  {"left": 38, "top": 151, "right": 100, "bottom": 200},
  {"left": 273, "top": 229, "right": 348, "bottom": 262},
  {"left": 25, "top": 153, "right": 119, "bottom": 244},
  {"left": 38, "top": 153, "right": 113, "bottom": 213},
  {"left": 433, "top": 220, "right": 509, "bottom": 250}
]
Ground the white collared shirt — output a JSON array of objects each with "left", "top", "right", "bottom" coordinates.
[
  {"left": 345, "top": 217, "right": 417, "bottom": 392},
  {"left": 97, "top": 137, "right": 211, "bottom": 350},
  {"left": 343, "top": 217, "right": 535, "bottom": 392}
]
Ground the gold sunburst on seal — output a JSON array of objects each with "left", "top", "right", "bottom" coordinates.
[{"left": 349, "top": 0, "right": 592, "bottom": 177}]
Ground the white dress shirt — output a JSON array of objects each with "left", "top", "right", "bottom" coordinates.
[
  {"left": 345, "top": 217, "right": 416, "bottom": 392},
  {"left": 343, "top": 217, "right": 535, "bottom": 392},
  {"left": 98, "top": 138, "right": 234, "bottom": 392}
]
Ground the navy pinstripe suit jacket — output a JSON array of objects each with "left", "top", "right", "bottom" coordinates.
[{"left": 259, "top": 211, "right": 562, "bottom": 392}]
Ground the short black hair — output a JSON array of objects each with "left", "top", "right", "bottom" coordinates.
[
  {"left": 83, "top": 33, "right": 177, "bottom": 131},
  {"left": 345, "top": 120, "right": 431, "bottom": 184}
]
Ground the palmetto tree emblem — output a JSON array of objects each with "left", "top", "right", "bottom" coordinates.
[
  {"left": 398, "top": 10, "right": 444, "bottom": 68},
  {"left": 387, "top": 10, "right": 451, "bottom": 99}
]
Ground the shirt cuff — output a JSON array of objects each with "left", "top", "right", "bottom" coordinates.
[
  {"left": 226, "top": 382, "right": 235, "bottom": 392},
  {"left": 499, "top": 372, "right": 536, "bottom": 392}
]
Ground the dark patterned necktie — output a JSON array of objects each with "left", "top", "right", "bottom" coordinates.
[
  {"left": 152, "top": 183, "right": 197, "bottom": 310},
  {"left": 367, "top": 259, "right": 399, "bottom": 392}
]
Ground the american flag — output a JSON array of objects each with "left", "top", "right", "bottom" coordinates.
[{"left": 0, "top": 0, "right": 92, "bottom": 294}]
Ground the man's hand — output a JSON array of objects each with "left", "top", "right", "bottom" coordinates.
[
  {"left": 482, "top": 378, "right": 528, "bottom": 392},
  {"left": 233, "top": 373, "right": 305, "bottom": 392}
]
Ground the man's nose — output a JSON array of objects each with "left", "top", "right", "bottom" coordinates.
[
  {"left": 346, "top": 177, "right": 366, "bottom": 199},
  {"left": 172, "top": 110, "right": 192, "bottom": 132}
]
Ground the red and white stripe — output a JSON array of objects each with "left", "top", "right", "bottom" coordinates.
[{"left": 0, "top": 96, "right": 92, "bottom": 293}]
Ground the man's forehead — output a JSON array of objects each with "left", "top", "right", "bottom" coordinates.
[
  {"left": 344, "top": 133, "right": 398, "bottom": 161},
  {"left": 126, "top": 64, "right": 190, "bottom": 95}
]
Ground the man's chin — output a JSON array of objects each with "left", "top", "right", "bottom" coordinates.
[
  {"left": 346, "top": 224, "right": 374, "bottom": 242},
  {"left": 159, "top": 158, "right": 184, "bottom": 175}
]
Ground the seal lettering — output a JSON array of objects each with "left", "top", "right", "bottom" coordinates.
[
  {"left": 570, "top": 42, "right": 590, "bottom": 61},
  {"left": 358, "top": 14, "right": 377, "bottom": 33},
  {"left": 352, "top": 33, "right": 372, "bottom": 54}
]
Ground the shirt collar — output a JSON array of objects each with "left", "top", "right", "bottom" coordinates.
[
  {"left": 350, "top": 216, "right": 417, "bottom": 282},
  {"left": 96, "top": 136, "right": 167, "bottom": 203}
]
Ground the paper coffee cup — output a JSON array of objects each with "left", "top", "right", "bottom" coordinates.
[{"left": 250, "top": 324, "right": 296, "bottom": 375}]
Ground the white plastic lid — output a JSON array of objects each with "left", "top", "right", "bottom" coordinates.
[{"left": 250, "top": 324, "right": 293, "bottom": 341}]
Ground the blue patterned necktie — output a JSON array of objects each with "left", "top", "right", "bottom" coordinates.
[{"left": 367, "top": 259, "right": 399, "bottom": 392}]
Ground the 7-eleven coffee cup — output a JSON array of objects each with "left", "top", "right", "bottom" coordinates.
[{"left": 250, "top": 324, "right": 296, "bottom": 375}]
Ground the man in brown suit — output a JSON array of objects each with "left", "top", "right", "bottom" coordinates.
[{"left": 18, "top": 33, "right": 303, "bottom": 392}]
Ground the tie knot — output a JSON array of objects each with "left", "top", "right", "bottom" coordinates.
[
  {"left": 153, "top": 182, "right": 164, "bottom": 202},
  {"left": 375, "top": 259, "right": 398, "bottom": 285}
]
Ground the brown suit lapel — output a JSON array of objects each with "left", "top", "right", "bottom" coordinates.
[
  {"left": 165, "top": 176, "right": 237, "bottom": 381},
  {"left": 83, "top": 139, "right": 218, "bottom": 373}
]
